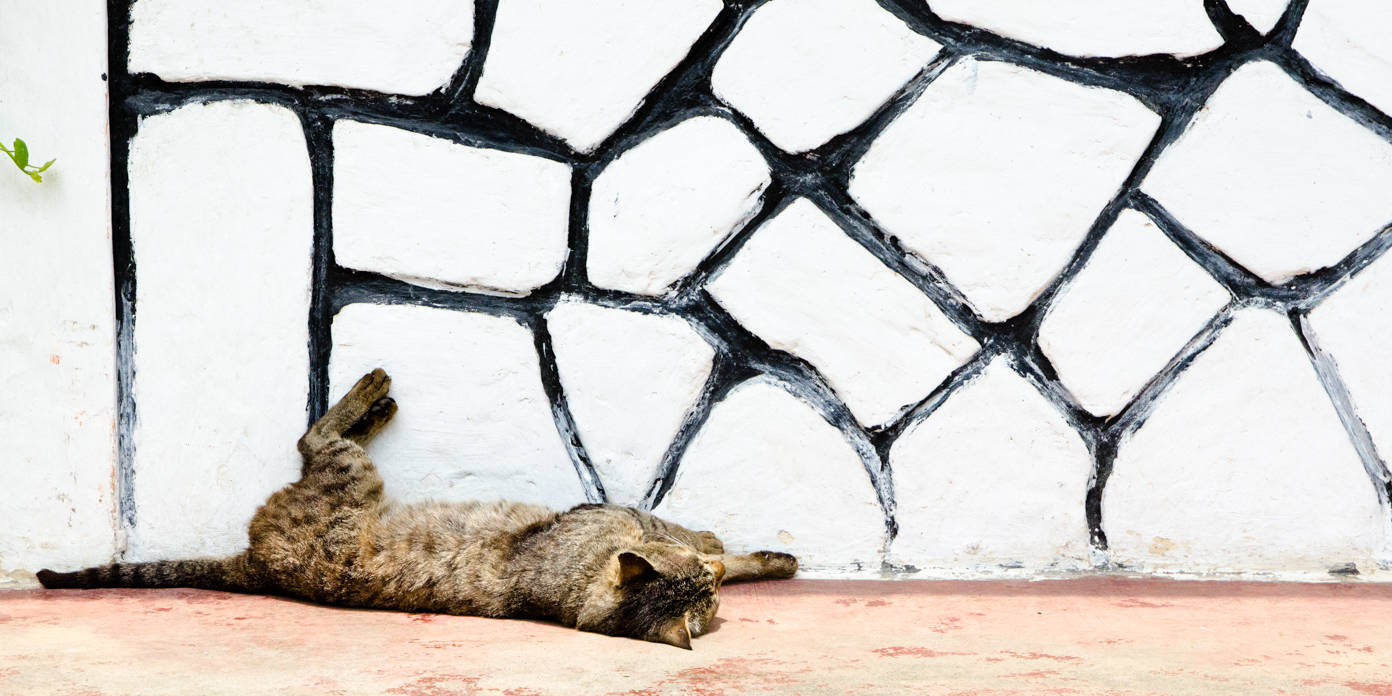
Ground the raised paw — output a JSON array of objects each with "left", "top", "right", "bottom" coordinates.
[
  {"left": 348, "top": 368, "right": 392, "bottom": 405},
  {"left": 301, "top": 369, "right": 393, "bottom": 454},
  {"left": 326, "top": 369, "right": 393, "bottom": 426}
]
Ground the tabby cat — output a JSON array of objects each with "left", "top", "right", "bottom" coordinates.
[{"left": 37, "top": 369, "right": 798, "bottom": 648}]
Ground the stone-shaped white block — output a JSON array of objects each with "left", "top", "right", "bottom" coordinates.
[
  {"left": 654, "top": 379, "right": 884, "bottom": 573},
  {"left": 333, "top": 120, "right": 570, "bottom": 295},
  {"left": 1309, "top": 251, "right": 1392, "bottom": 473},
  {"left": 711, "top": 0, "right": 941, "bottom": 153},
  {"left": 474, "top": 0, "right": 722, "bottom": 153},
  {"left": 850, "top": 58, "right": 1160, "bottom": 322},
  {"left": 329, "top": 303, "right": 586, "bottom": 510},
  {"left": 1143, "top": 60, "right": 1392, "bottom": 284},
  {"left": 1038, "top": 210, "right": 1230, "bottom": 416},
  {"left": 1295, "top": 0, "right": 1392, "bottom": 119},
  {"left": 1103, "top": 309, "right": 1385, "bottom": 573},
  {"left": 707, "top": 199, "right": 980, "bottom": 426},
  {"left": 930, "top": 0, "right": 1223, "bottom": 57},
  {"left": 547, "top": 301, "right": 714, "bottom": 505},
  {"left": 129, "top": 0, "right": 473, "bottom": 95},
  {"left": 890, "top": 358, "right": 1092, "bottom": 571},
  {"left": 1227, "top": 0, "right": 1288, "bottom": 33},
  {"left": 128, "top": 101, "right": 313, "bottom": 561},
  {"left": 588, "top": 117, "right": 770, "bottom": 295},
  {"left": 0, "top": 0, "right": 118, "bottom": 574}
]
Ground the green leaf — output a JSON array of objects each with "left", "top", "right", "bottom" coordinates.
[
  {"left": 34, "top": 158, "right": 55, "bottom": 173},
  {"left": 28, "top": 171, "right": 42, "bottom": 183},
  {"left": 13, "top": 139, "right": 28, "bottom": 168}
]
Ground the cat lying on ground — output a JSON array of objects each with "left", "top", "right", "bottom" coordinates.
[{"left": 37, "top": 369, "right": 798, "bottom": 648}]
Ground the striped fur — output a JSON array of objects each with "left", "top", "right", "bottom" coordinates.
[
  {"left": 37, "top": 369, "right": 798, "bottom": 648},
  {"left": 36, "top": 554, "right": 263, "bottom": 592}
]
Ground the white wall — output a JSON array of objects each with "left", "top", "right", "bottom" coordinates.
[
  {"left": 0, "top": 0, "right": 117, "bottom": 581},
  {"left": 7, "top": 0, "right": 1392, "bottom": 581}
]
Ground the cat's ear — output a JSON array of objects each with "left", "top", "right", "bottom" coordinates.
[
  {"left": 616, "top": 551, "right": 658, "bottom": 587},
  {"left": 654, "top": 615, "right": 692, "bottom": 650}
]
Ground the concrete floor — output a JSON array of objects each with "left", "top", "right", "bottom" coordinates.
[{"left": 1, "top": 577, "right": 1390, "bottom": 695}]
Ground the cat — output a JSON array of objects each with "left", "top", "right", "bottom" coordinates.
[{"left": 36, "top": 369, "right": 798, "bottom": 648}]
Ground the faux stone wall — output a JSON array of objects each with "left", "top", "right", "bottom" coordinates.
[{"left": 88, "top": 0, "right": 1392, "bottom": 578}]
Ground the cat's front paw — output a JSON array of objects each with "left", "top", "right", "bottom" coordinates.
[
  {"left": 752, "top": 551, "right": 798, "bottom": 579},
  {"left": 694, "top": 531, "right": 724, "bottom": 554}
]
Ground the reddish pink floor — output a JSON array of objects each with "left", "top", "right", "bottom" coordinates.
[{"left": 2, "top": 577, "right": 1391, "bottom": 695}]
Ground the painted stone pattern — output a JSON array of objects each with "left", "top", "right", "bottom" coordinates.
[{"left": 93, "top": 0, "right": 1392, "bottom": 579}]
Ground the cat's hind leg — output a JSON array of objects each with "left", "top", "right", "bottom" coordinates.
[
  {"left": 287, "top": 369, "right": 390, "bottom": 505},
  {"left": 710, "top": 551, "right": 798, "bottom": 583},
  {"left": 249, "top": 370, "right": 392, "bottom": 601}
]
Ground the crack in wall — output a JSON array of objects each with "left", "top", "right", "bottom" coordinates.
[{"left": 107, "top": 0, "right": 1392, "bottom": 571}]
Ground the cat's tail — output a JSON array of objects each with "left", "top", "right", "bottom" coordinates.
[{"left": 36, "top": 553, "right": 265, "bottom": 593}]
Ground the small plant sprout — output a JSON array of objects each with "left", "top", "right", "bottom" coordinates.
[{"left": 1, "top": 138, "right": 56, "bottom": 182}]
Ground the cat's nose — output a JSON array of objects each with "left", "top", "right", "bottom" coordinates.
[{"left": 709, "top": 560, "right": 725, "bottom": 584}]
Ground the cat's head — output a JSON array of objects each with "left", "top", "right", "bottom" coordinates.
[{"left": 580, "top": 542, "right": 725, "bottom": 649}]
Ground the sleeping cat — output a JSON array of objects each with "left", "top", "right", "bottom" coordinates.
[{"left": 37, "top": 369, "right": 798, "bottom": 648}]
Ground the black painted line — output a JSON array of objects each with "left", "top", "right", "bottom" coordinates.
[
  {"left": 817, "top": 48, "right": 961, "bottom": 176},
  {"left": 669, "top": 180, "right": 795, "bottom": 301},
  {"left": 446, "top": 0, "right": 500, "bottom": 106},
  {"left": 108, "top": 0, "right": 138, "bottom": 550},
  {"left": 1274, "top": 48, "right": 1392, "bottom": 146},
  {"left": 1106, "top": 302, "right": 1240, "bottom": 444},
  {"left": 877, "top": 0, "right": 1268, "bottom": 114},
  {"left": 328, "top": 104, "right": 576, "bottom": 164},
  {"left": 1020, "top": 79, "right": 1223, "bottom": 327},
  {"left": 1291, "top": 311, "right": 1392, "bottom": 508},
  {"left": 1133, "top": 192, "right": 1271, "bottom": 299},
  {"left": 774, "top": 365, "right": 897, "bottom": 543},
  {"left": 871, "top": 346, "right": 999, "bottom": 461},
  {"left": 588, "top": 1, "right": 762, "bottom": 162},
  {"left": 809, "top": 186, "right": 988, "bottom": 340},
  {"left": 124, "top": 78, "right": 577, "bottom": 163},
  {"left": 1137, "top": 193, "right": 1392, "bottom": 311},
  {"left": 1298, "top": 225, "right": 1392, "bottom": 310},
  {"left": 1002, "top": 344, "right": 1116, "bottom": 552},
  {"left": 640, "top": 356, "right": 754, "bottom": 511},
  {"left": 681, "top": 294, "right": 898, "bottom": 540},
  {"left": 330, "top": 267, "right": 545, "bottom": 321},
  {"left": 531, "top": 315, "right": 607, "bottom": 504},
  {"left": 967, "top": 64, "right": 1230, "bottom": 506},
  {"left": 1204, "top": 0, "right": 1263, "bottom": 43},
  {"left": 302, "top": 112, "right": 335, "bottom": 423},
  {"left": 1083, "top": 304, "right": 1240, "bottom": 550},
  {"left": 1270, "top": 0, "right": 1310, "bottom": 47},
  {"left": 560, "top": 164, "right": 596, "bottom": 288},
  {"left": 1008, "top": 342, "right": 1104, "bottom": 442},
  {"left": 578, "top": 286, "right": 678, "bottom": 317},
  {"left": 1083, "top": 436, "right": 1121, "bottom": 551}
]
